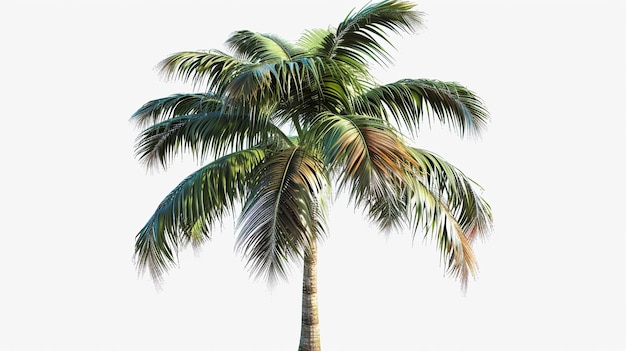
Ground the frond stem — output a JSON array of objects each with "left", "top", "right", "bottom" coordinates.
[
  {"left": 293, "top": 116, "right": 304, "bottom": 139},
  {"left": 270, "top": 123, "right": 296, "bottom": 146}
]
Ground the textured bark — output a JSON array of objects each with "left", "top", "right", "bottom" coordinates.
[{"left": 298, "top": 240, "right": 321, "bottom": 351}]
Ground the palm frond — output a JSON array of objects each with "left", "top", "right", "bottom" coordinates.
[
  {"left": 311, "top": 114, "right": 415, "bottom": 206},
  {"left": 134, "top": 110, "right": 288, "bottom": 170},
  {"left": 366, "top": 181, "right": 410, "bottom": 233},
  {"left": 410, "top": 147, "right": 492, "bottom": 242},
  {"left": 158, "top": 50, "right": 245, "bottom": 93},
  {"left": 134, "top": 148, "right": 267, "bottom": 283},
  {"left": 130, "top": 93, "right": 222, "bottom": 128},
  {"left": 297, "top": 28, "right": 333, "bottom": 54},
  {"left": 407, "top": 147, "right": 492, "bottom": 288},
  {"left": 273, "top": 57, "right": 369, "bottom": 124},
  {"left": 226, "top": 30, "right": 298, "bottom": 62},
  {"left": 223, "top": 57, "right": 328, "bottom": 113},
  {"left": 358, "top": 79, "right": 490, "bottom": 137},
  {"left": 324, "top": 0, "right": 423, "bottom": 68},
  {"left": 236, "top": 147, "right": 329, "bottom": 284}
]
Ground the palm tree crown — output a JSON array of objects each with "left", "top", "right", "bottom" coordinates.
[{"left": 132, "top": 1, "right": 492, "bottom": 348}]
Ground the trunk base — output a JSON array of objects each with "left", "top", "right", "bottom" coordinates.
[{"left": 298, "top": 240, "right": 321, "bottom": 351}]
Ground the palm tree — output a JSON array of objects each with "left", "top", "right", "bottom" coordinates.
[{"left": 131, "top": 1, "right": 492, "bottom": 350}]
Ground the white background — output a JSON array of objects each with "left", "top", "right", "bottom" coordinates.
[{"left": 1, "top": 0, "right": 624, "bottom": 350}]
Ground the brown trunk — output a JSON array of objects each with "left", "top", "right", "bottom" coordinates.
[{"left": 298, "top": 239, "right": 321, "bottom": 351}]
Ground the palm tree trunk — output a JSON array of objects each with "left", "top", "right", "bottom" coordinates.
[{"left": 298, "top": 239, "right": 321, "bottom": 351}]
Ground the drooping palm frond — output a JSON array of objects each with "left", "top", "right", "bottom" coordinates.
[
  {"left": 321, "top": 0, "right": 423, "bottom": 68},
  {"left": 409, "top": 147, "right": 492, "bottom": 242},
  {"left": 134, "top": 111, "right": 288, "bottom": 170},
  {"left": 310, "top": 114, "right": 416, "bottom": 207},
  {"left": 130, "top": 93, "right": 223, "bottom": 128},
  {"left": 410, "top": 176, "right": 478, "bottom": 288},
  {"left": 357, "top": 79, "right": 490, "bottom": 137},
  {"left": 365, "top": 180, "right": 410, "bottom": 233},
  {"left": 134, "top": 148, "right": 267, "bottom": 283},
  {"left": 406, "top": 147, "right": 492, "bottom": 288},
  {"left": 236, "top": 147, "right": 329, "bottom": 284}
]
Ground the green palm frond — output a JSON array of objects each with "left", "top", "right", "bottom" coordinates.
[
  {"left": 297, "top": 28, "right": 333, "bottom": 54},
  {"left": 358, "top": 79, "right": 490, "bottom": 137},
  {"left": 236, "top": 147, "right": 329, "bottom": 284},
  {"left": 134, "top": 148, "right": 267, "bottom": 282},
  {"left": 323, "top": 0, "right": 423, "bottom": 68},
  {"left": 130, "top": 93, "right": 223, "bottom": 127},
  {"left": 316, "top": 74, "right": 354, "bottom": 114},
  {"left": 226, "top": 30, "right": 298, "bottom": 62},
  {"left": 134, "top": 110, "right": 289, "bottom": 170},
  {"left": 158, "top": 50, "right": 245, "bottom": 93},
  {"left": 407, "top": 147, "right": 492, "bottom": 287},
  {"left": 275, "top": 58, "right": 368, "bottom": 123},
  {"left": 225, "top": 57, "right": 325, "bottom": 109}
]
